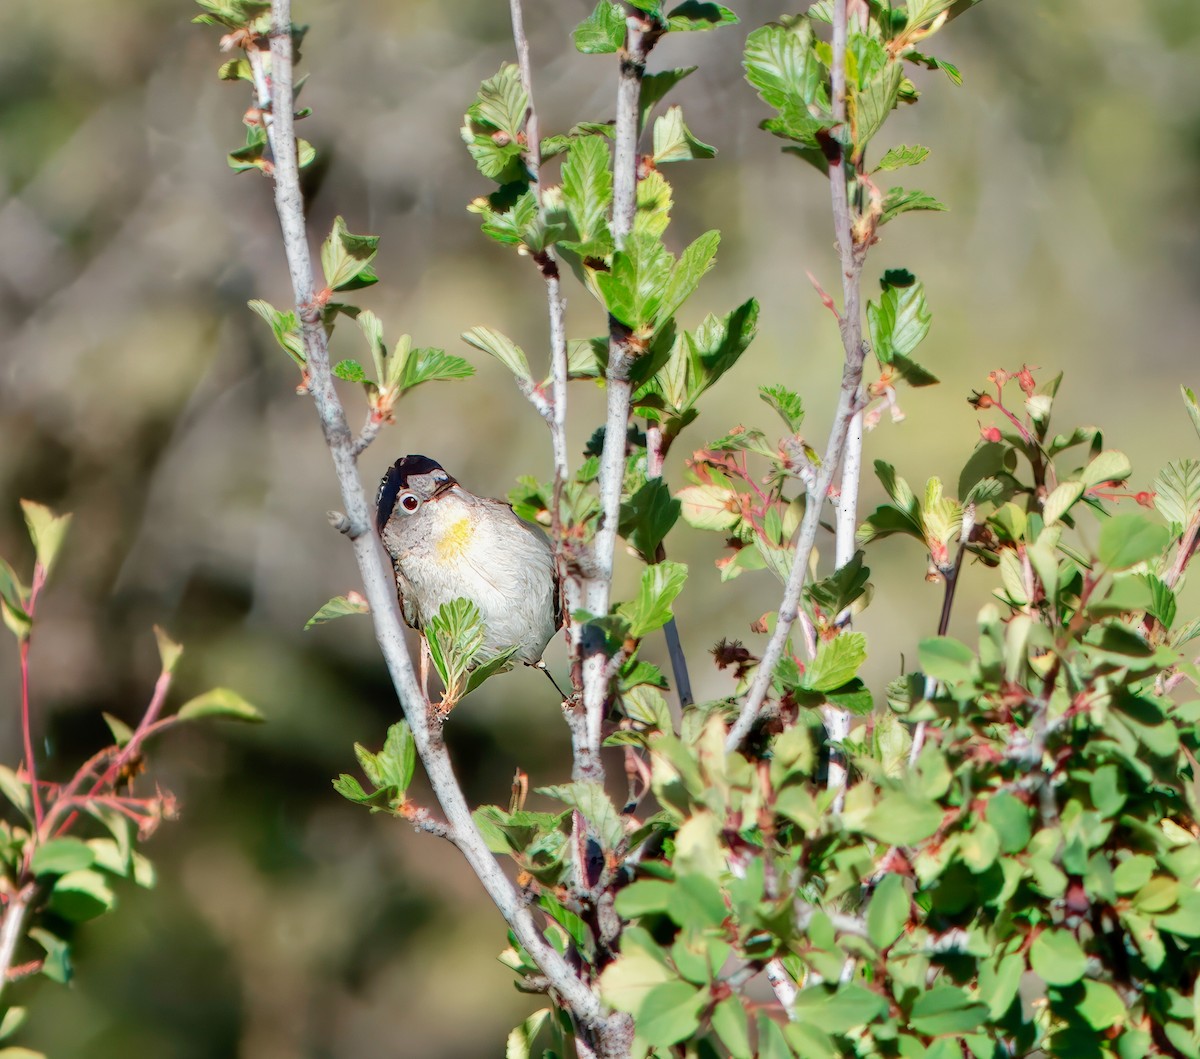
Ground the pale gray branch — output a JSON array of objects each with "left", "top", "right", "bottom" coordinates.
[
  {"left": 726, "top": 0, "right": 869, "bottom": 757},
  {"left": 259, "top": 0, "right": 601, "bottom": 1027},
  {"left": 0, "top": 884, "right": 36, "bottom": 1005}
]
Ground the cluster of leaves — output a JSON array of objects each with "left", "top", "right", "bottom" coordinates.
[
  {"left": 488, "top": 375, "right": 1200, "bottom": 1058},
  {"left": 0, "top": 504, "right": 262, "bottom": 1057},
  {"left": 198, "top": 12, "right": 472, "bottom": 415}
]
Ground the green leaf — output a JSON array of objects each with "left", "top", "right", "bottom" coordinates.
[
  {"left": 1080, "top": 449, "right": 1132, "bottom": 488},
  {"left": 619, "top": 480, "right": 681, "bottom": 563},
  {"left": 874, "top": 144, "right": 930, "bottom": 171},
  {"left": 665, "top": 2, "right": 738, "bottom": 32},
  {"left": 867, "top": 272, "right": 931, "bottom": 365},
  {"left": 908, "top": 986, "right": 988, "bottom": 1036},
  {"left": 1182, "top": 385, "right": 1200, "bottom": 441},
  {"left": 1077, "top": 980, "right": 1125, "bottom": 1031},
  {"left": 31, "top": 838, "right": 95, "bottom": 877},
  {"left": 986, "top": 790, "right": 1032, "bottom": 853},
  {"left": 1030, "top": 928, "right": 1087, "bottom": 986},
  {"left": 305, "top": 594, "right": 369, "bottom": 629},
  {"left": 505, "top": 1008, "right": 551, "bottom": 1059},
  {"left": 28, "top": 927, "right": 71, "bottom": 984},
  {"left": 536, "top": 781, "right": 623, "bottom": 850},
  {"left": 802, "top": 632, "right": 866, "bottom": 692},
  {"left": 867, "top": 872, "right": 909, "bottom": 949},
  {"left": 743, "top": 21, "right": 827, "bottom": 117},
  {"left": 657, "top": 230, "right": 720, "bottom": 330},
  {"left": 598, "top": 941, "right": 674, "bottom": 1013},
  {"left": 48, "top": 869, "right": 115, "bottom": 922},
  {"left": 247, "top": 299, "right": 305, "bottom": 366},
  {"left": 919, "top": 636, "right": 975, "bottom": 685},
  {"left": 851, "top": 62, "right": 903, "bottom": 155},
  {"left": 618, "top": 561, "right": 688, "bottom": 639},
  {"left": 177, "top": 687, "right": 264, "bottom": 723},
  {"left": 863, "top": 789, "right": 942, "bottom": 845},
  {"left": 677, "top": 482, "right": 738, "bottom": 532},
  {"left": 560, "top": 135, "right": 613, "bottom": 259},
  {"left": 153, "top": 625, "right": 183, "bottom": 675},
  {"left": 596, "top": 233, "right": 674, "bottom": 332},
  {"left": 574, "top": 2, "right": 625, "bottom": 54},
  {"left": 461, "top": 326, "right": 533, "bottom": 386},
  {"left": 426, "top": 598, "right": 485, "bottom": 701},
  {"left": 1042, "top": 480, "right": 1085, "bottom": 527},
  {"left": 378, "top": 722, "right": 417, "bottom": 793},
  {"left": 639, "top": 67, "right": 697, "bottom": 129},
  {"left": 1098, "top": 514, "right": 1169, "bottom": 571},
  {"left": 614, "top": 879, "right": 674, "bottom": 918},
  {"left": 807, "top": 551, "right": 869, "bottom": 616},
  {"left": 880, "top": 187, "right": 947, "bottom": 224},
  {"left": 102, "top": 712, "right": 133, "bottom": 748},
  {"left": 333, "top": 359, "right": 367, "bottom": 383},
  {"left": 711, "top": 996, "right": 752, "bottom": 1058},
  {"left": 1153, "top": 459, "right": 1200, "bottom": 530},
  {"left": 759, "top": 384, "right": 804, "bottom": 432},
  {"left": 651, "top": 106, "right": 716, "bottom": 164},
  {"left": 636, "top": 981, "right": 705, "bottom": 1049},
  {"left": 468, "top": 64, "right": 527, "bottom": 140},
  {"left": 19, "top": 501, "right": 71, "bottom": 578},
  {"left": 398, "top": 346, "right": 474, "bottom": 391},
  {"left": 319, "top": 215, "right": 380, "bottom": 292}
]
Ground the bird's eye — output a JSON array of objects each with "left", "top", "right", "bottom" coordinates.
[{"left": 400, "top": 492, "right": 420, "bottom": 513}]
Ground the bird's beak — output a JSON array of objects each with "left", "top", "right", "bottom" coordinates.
[{"left": 431, "top": 475, "right": 457, "bottom": 499}]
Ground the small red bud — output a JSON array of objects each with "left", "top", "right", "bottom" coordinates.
[
  {"left": 1136, "top": 491, "right": 1155, "bottom": 508},
  {"left": 981, "top": 425, "right": 1003, "bottom": 443}
]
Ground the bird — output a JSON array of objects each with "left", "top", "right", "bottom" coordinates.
[{"left": 375, "top": 455, "right": 565, "bottom": 701}]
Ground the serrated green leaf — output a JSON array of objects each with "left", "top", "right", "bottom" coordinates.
[
  {"left": 305, "top": 594, "right": 369, "bottom": 629},
  {"left": 880, "top": 187, "right": 947, "bottom": 224},
  {"left": 651, "top": 106, "right": 716, "bottom": 165},
  {"left": 617, "top": 561, "right": 688, "bottom": 639},
  {"left": 657, "top": 229, "right": 720, "bottom": 329},
  {"left": 851, "top": 61, "right": 903, "bottom": 156},
  {"left": 1154, "top": 459, "right": 1200, "bottom": 530},
  {"left": 596, "top": 233, "right": 674, "bottom": 332},
  {"left": 743, "top": 21, "right": 828, "bottom": 117},
  {"left": 803, "top": 632, "right": 866, "bottom": 692},
  {"left": 468, "top": 64, "right": 528, "bottom": 140},
  {"left": 574, "top": 2, "right": 625, "bottom": 54},
  {"left": 461, "top": 326, "right": 533, "bottom": 385},
  {"left": 247, "top": 299, "right": 305, "bottom": 366},
  {"left": 333, "top": 359, "right": 367, "bottom": 383},
  {"left": 320, "top": 216, "right": 380, "bottom": 292},
  {"left": 619, "top": 479, "right": 681, "bottom": 563},
  {"left": 874, "top": 144, "right": 930, "bottom": 171},
  {"left": 666, "top": 2, "right": 738, "bottom": 32},
  {"left": 536, "top": 781, "right": 624, "bottom": 850},
  {"left": 560, "top": 135, "right": 613, "bottom": 259},
  {"left": 760, "top": 383, "right": 804, "bottom": 432},
  {"left": 177, "top": 688, "right": 264, "bottom": 723},
  {"left": 398, "top": 347, "right": 474, "bottom": 390}
]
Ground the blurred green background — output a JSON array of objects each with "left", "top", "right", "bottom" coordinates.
[{"left": 0, "top": 1, "right": 1197, "bottom": 1055}]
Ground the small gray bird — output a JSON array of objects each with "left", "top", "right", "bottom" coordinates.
[{"left": 375, "top": 455, "right": 563, "bottom": 694}]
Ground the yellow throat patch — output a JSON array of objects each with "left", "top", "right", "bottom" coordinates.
[{"left": 435, "top": 517, "right": 474, "bottom": 562}]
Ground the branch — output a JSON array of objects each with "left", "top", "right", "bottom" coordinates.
[
  {"left": 0, "top": 884, "right": 37, "bottom": 1006},
  {"left": 257, "top": 1, "right": 602, "bottom": 1028},
  {"left": 20, "top": 565, "right": 47, "bottom": 832},
  {"left": 507, "top": 0, "right": 594, "bottom": 779},
  {"left": 647, "top": 426, "right": 693, "bottom": 708},
  {"left": 582, "top": 10, "right": 656, "bottom": 772}
]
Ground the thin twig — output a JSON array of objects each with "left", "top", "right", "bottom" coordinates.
[
  {"left": 258, "top": 1, "right": 603, "bottom": 1028},
  {"left": 19, "top": 565, "right": 47, "bottom": 833},
  {"left": 647, "top": 425, "right": 693, "bottom": 708}
]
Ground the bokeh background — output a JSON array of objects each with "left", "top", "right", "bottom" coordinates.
[{"left": 0, "top": 1, "right": 1198, "bottom": 1055}]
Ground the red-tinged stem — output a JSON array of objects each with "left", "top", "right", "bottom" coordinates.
[{"left": 20, "top": 565, "right": 47, "bottom": 833}]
